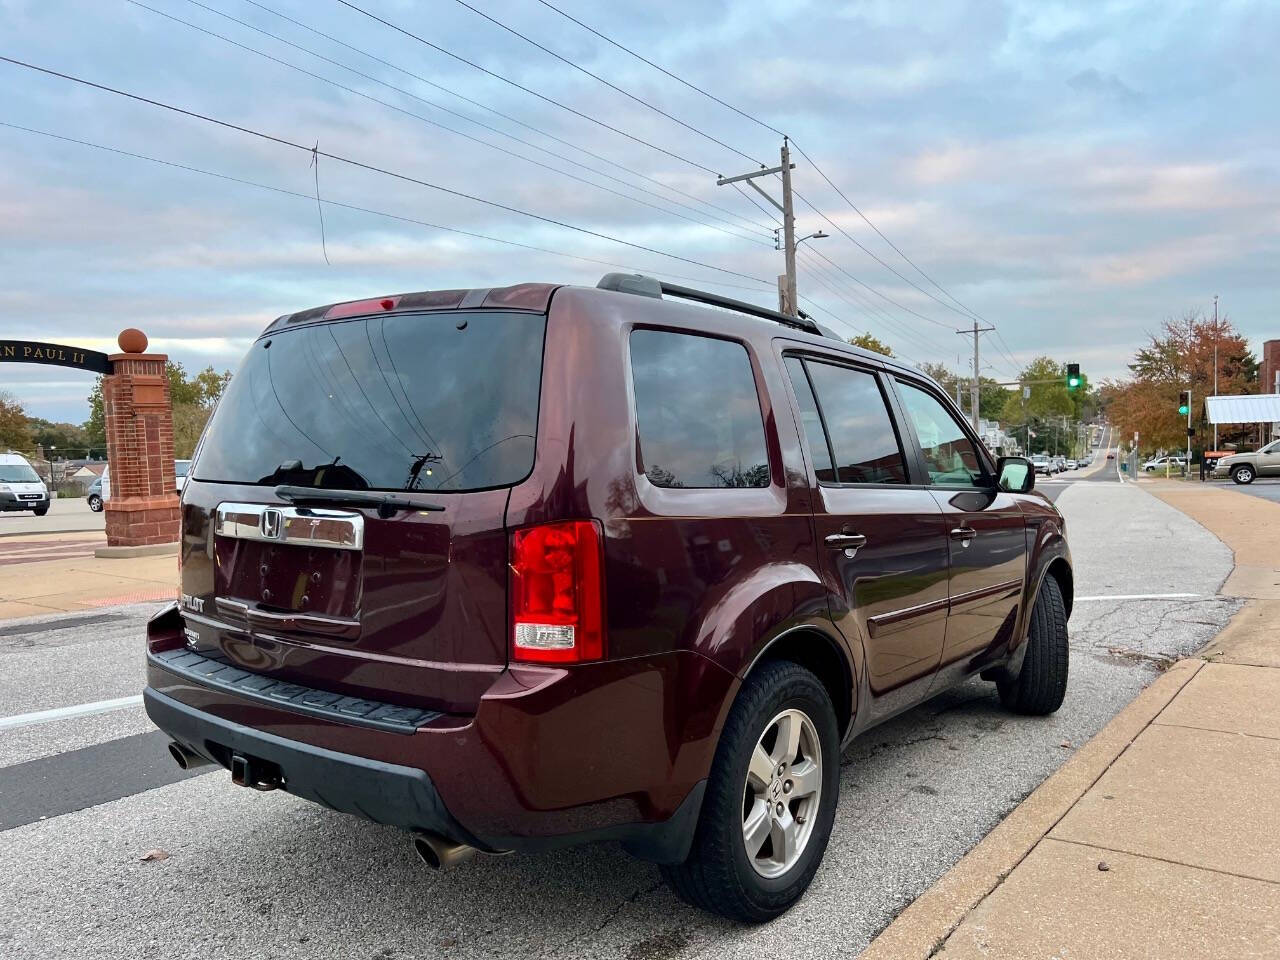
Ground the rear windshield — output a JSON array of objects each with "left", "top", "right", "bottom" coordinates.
[
  {"left": 194, "top": 311, "right": 545, "bottom": 492},
  {"left": 0, "top": 463, "right": 40, "bottom": 483}
]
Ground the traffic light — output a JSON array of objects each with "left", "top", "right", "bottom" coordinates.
[
  {"left": 1178, "top": 390, "right": 1191, "bottom": 416},
  {"left": 1066, "top": 363, "right": 1081, "bottom": 390}
]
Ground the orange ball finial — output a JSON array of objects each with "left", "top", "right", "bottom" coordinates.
[{"left": 117, "top": 328, "right": 148, "bottom": 353}]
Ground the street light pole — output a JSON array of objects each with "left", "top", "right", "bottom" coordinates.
[{"left": 1213, "top": 294, "right": 1219, "bottom": 450}]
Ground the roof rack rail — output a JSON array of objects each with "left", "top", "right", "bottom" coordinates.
[{"left": 597, "top": 273, "right": 825, "bottom": 337}]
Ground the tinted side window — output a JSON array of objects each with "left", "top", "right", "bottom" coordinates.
[
  {"left": 630, "top": 330, "right": 769, "bottom": 488},
  {"left": 804, "top": 360, "right": 908, "bottom": 484},
  {"left": 784, "top": 356, "right": 836, "bottom": 483},
  {"left": 896, "top": 381, "right": 985, "bottom": 485}
]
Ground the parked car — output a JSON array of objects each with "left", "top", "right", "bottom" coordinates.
[
  {"left": 1143, "top": 455, "right": 1186, "bottom": 473},
  {"left": 144, "top": 276, "right": 1073, "bottom": 922},
  {"left": 1107, "top": 452, "right": 1116, "bottom": 460},
  {"left": 1052, "top": 456, "right": 1067, "bottom": 473},
  {"left": 1213, "top": 441, "right": 1280, "bottom": 484},
  {"left": 87, "top": 475, "right": 104, "bottom": 512},
  {"left": 175, "top": 459, "right": 192, "bottom": 494},
  {"left": 1030, "top": 453, "right": 1053, "bottom": 476},
  {"left": 1066, "top": 459, "right": 1078, "bottom": 471},
  {"left": 0, "top": 452, "right": 50, "bottom": 516}
]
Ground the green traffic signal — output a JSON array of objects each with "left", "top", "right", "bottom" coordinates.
[
  {"left": 1066, "top": 362, "right": 1081, "bottom": 390},
  {"left": 1178, "top": 390, "right": 1190, "bottom": 415},
  {"left": 1178, "top": 402, "right": 1189, "bottom": 415}
]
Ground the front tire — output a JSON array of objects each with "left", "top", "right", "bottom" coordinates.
[
  {"left": 998, "top": 575, "right": 1069, "bottom": 715},
  {"left": 88, "top": 495, "right": 102, "bottom": 512},
  {"left": 1233, "top": 465, "right": 1255, "bottom": 485},
  {"left": 33, "top": 505, "right": 49, "bottom": 517},
  {"left": 662, "top": 660, "right": 840, "bottom": 923}
]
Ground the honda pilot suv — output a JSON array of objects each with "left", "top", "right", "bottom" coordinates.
[{"left": 145, "top": 275, "right": 1072, "bottom": 922}]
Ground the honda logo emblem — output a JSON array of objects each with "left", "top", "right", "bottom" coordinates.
[{"left": 259, "top": 508, "right": 283, "bottom": 540}]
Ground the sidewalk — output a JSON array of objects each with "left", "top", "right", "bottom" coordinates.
[
  {"left": 863, "top": 481, "right": 1280, "bottom": 959},
  {"left": 0, "top": 532, "right": 176, "bottom": 619}
]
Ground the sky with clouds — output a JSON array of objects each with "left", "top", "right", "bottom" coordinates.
[{"left": 2, "top": 0, "right": 1277, "bottom": 425}]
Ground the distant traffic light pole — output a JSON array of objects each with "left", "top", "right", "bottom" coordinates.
[{"left": 1179, "top": 389, "right": 1192, "bottom": 476}]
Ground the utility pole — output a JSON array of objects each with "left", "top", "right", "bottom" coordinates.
[
  {"left": 956, "top": 320, "right": 995, "bottom": 430},
  {"left": 718, "top": 140, "right": 802, "bottom": 316}
]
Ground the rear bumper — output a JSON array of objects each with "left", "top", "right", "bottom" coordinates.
[
  {"left": 144, "top": 633, "right": 733, "bottom": 862},
  {"left": 144, "top": 687, "right": 481, "bottom": 845}
]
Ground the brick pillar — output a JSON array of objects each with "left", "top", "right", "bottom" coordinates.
[{"left": 102, "top": 328, "right": 180, "bottom": 550}]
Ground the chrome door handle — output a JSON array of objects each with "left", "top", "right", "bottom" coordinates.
[
  {"left": 950, "top": 526, "right": 977, "bottom": 541},
  {"left": 824, "top": 533, "right": 867, "bottom": 549}
]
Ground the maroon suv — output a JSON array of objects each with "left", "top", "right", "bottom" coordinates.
[{"left": 145, "top": 274, "right": 1071, "bottom": 921}]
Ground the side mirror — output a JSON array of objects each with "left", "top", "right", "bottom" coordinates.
[{"left": 996, "top": 456, "right": 1034, "bottom": 493}]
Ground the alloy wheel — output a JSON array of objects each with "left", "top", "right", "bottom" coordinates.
[{"left": 741, "top": 708, "right": 822, "bottom": 878}]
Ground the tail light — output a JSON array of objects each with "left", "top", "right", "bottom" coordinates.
[{"left": 510, "top": 520, "right": 605, "bottom": 663}]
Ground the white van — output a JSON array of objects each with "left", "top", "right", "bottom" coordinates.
[{"left": 0, "top": 453, "right": 50, "bottom": 516}]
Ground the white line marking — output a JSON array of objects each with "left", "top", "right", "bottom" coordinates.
[
  {"left": 0, "top": 694, "right": 143, "bottom": 731},
  {"left": 1075, "top": 593, "right": 1203, "bottom": 602}
]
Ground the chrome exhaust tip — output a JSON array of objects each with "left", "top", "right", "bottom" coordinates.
[
  {"left": 167, "top": 741, "right": 213, "bottom": 771},
  {"left": 412, "top": 831, "right": 477, "bottom": 871}
]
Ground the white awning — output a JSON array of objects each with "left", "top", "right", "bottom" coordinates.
[{"left": 1205, "top": 394, "right": 1280, "bottom": 424}]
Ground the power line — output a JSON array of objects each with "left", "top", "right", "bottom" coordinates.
[
  {"left": 448, "top": 0, "right": 761, "bottom": 167},
  {"left": 332, "top": 0, "right": 726, "bottom": 177},
  {"left": 130, "top": 0, "right": 773, "bottom": 247},
  {"left": 532, "top": 0, "right": 787, "bottom": 139},
  {"left": 0, "top": 56, "right": 772, "bottom": 285},
  {"left": 212, "top": 0, "right": 778, "bottom": 238},
  {"left": 0, "top": 119, "right": 775, "bottom": 296},
  {"left": 789, "top": 141, "right": 982, "bottom": 319},
  {"left": 797, "top": 250, "right": 940, "bottom": 357},
  {"left": 521, "top": 2, "right": 1021, "bottom": 363}
]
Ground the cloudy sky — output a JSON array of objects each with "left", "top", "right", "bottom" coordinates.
[{"left": 2, "top": 0, "right": 1277, "bottom": 424}]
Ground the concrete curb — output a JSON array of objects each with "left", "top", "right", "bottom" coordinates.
[
  {"left": 859, "top": 658, "right": 1205, "bottom": 960},
  {"left": 93, "top": 542, "right": 178, "bottom": 558},
  {"left": 0, "top": 527, "right": 105, "bottom": 539}
]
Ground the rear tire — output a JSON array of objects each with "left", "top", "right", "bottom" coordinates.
[
  {"left": 88, "top": 495, "right": 102, "bottom": 512},
  {"left": 1233, "top": 465, "right": 1255, "bottom": 485},
  {"left": 662, "top": 660, "right": 840, "bottom": 923},
  {"left": 998, "top": 575, "right": 1069, "bottom": 715}
]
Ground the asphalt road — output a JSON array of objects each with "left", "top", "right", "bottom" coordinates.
[
  {"left": 0, "top": 478, "right": 1241, "bottom": 959},
  {"left": 0, "top": 496, "right": 104, "bottom": 536},
  {"left": 1224, "top": 477, "right": 1280, "bottom": 504}
]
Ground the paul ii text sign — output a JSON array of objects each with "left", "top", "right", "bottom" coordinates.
[{"left": 0, "top": 340, "right": 112, "bottom": 374}]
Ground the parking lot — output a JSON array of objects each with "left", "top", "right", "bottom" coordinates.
[{"left": 0, "top": 470, "right": 1242, "bottom": 959}]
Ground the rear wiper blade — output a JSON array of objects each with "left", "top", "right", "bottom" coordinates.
[{"left": 274, "top": 485, "right": 444, "bottom": 519}]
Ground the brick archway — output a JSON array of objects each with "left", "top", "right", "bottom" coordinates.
[
  {"left": 101, "top": 329, "right": 180, "bottom": 552},
  {"left": 0, "top": 330, "right": 179, "bottom": 551}
]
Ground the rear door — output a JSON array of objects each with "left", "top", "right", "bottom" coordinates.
[
  {"left": 889, "top": 377, "right": 1028, "bottom": 683},
  {"left": 782, "top": 353, "right": 949, "bottom": 721}
]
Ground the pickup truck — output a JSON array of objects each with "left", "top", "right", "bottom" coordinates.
[{"left": 1213, "top": 441, "right": 1280, "bottom": 484}]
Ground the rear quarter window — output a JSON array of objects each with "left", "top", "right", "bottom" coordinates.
[{"left": 630, "top": 330, "right": 770, "bottom": 489}]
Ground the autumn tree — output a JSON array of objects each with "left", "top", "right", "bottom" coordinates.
[
  {"left": 848, "top": 332, "right": 893, "bottom": 357},
  {"left": 0, "top": 390, "right": 33, "bottom": 451},
  {"left": 1106, "top": 311, "right": 1256, "bottom": 453}
]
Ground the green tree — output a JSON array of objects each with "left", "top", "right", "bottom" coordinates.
[
  {"left": 26, "top": 418, "right": 97, "bottom": 459},
  {"left": 85, "top": 363, "right": 233, "bottom": 459},
  {"left": 848, "top": 332, "right": 893, "bottom": 357},
  {"left": 920, "top": 362, "right": 1011, "bottom": 421}
]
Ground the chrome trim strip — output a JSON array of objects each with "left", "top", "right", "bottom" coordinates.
[
  {"left": 949, "top": 578, "right": 1023, "bottom": 609},
  {"left": 866, "top": 596, "right": 950, "bottom": 639},
  {"left": 214, "top": 502, "right": 364, "bottom": 550}
]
